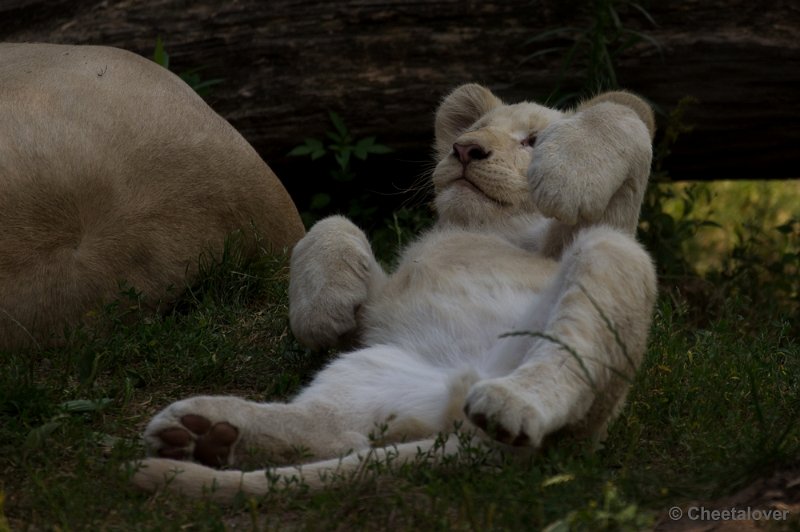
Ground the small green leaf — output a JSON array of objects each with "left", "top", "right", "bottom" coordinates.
[
  {"left": 152, "top": 37, "right": 169, "bottom": 69},
  {"left": 334, "top": 148, "right": 352, "bottom": 171},
  {"left": 629, "top": 2, "right": 658, "bottom": 27},
  {"left": 325, "top": 130, "right": 344, "bottom": 143},
  {"left": 25, "top": 420, "right": 63, "bottom": 450},
  {"left": 180, "top": 71, "right": 200, "bottom": 86},
  {"left": 94, "top": 432, "right": 121, "bottom": 449},
  {"left": 608, "top": 3, "right": 622, "bottom": 30},
  {"left": 366, "top": 143, "right": 392, "bottom": 155},
  {"left": 541, "top": 473, "right": 575, "bottom": 487},
  {"left": 288, "top": 145, "right": 313, "bottom": 156},
  {"left": 188, "top": 78, "right": 224, "bottom": 96},
  {"left": 354, "top": 136, "right": 392, "bottom": 157},
  {"left": 541, "top": 519, "right": 570, "bottom": 532},
  {"left": 288, "top": 138, "right": 325, "bottom": 158},
  {"left": 616, "top": 504, "right": 639, "bottom": 522},
  {"left": 353, "top": 136, "right": 375, "bottom": 160},
  {"left": 60, "top": 398, "right": 112, "bottom": 413},
  {"left": 356, "top": 136, "right": 376, "bottom": 148},
  {"left": 329, "top": 111, "right": 349, "bottom": 138}
]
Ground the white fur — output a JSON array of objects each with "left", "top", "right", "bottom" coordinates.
[{"left": 132, "top": 85, "right": 658, "bottom": 501}]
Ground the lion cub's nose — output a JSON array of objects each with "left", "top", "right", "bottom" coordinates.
[{"left": 453, "top": 142, "right": 491, "bottom": 165}]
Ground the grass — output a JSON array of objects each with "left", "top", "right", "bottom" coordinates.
[
  {"left": 1, "top": 187, "right": 799, "bottom": 530},
  {"left": 654, "top": 179, "right": 800, "bottom": 274}
]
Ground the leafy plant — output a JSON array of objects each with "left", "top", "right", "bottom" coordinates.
[
  {"left": 636, "top": 97, "right": 722, "bottom": 278},
  {"left": 152, "top": 37, "right": 224, "bottom": 97},
  {"left": 525, "top": 0, "right": 661, "bottom": 106},
  {"left": 289, "top": 111, "right": 393, "bottom": 227},
  {"left": 290, "top": 111, "right": 392, "bottom": 182},
  {"left": 705, "top": 217, "right": 800, "bottom": 330},
  {"left": 25, "top": 399, "right": 111, "bottom": 451}
]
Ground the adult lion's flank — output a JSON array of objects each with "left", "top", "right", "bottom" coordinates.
[{"left": 0, "top": 43, "right": 304, "bottom": 350}]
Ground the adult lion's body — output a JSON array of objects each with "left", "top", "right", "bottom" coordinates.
[
  {"left": 0, "top": 43, "right": 304, "bottom": 349},
  {"left": 133, "top": 84, "right": 657, "bottom": 501}
]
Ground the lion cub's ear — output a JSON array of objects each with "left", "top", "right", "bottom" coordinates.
[
  {"left": 434, "top": 83, "right": 504, "bottom": 158},
  {"left": 577, "top": 91, "right": 656, "bottom": 141}
]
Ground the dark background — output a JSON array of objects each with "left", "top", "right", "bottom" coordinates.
[{"left": 3, "top": 0, "right": 799, "bottom": 222}]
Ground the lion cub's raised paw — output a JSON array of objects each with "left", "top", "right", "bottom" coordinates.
[
  {"left": 528, "top": 121, "right": 615, "bottom": 225},
  {"left": 528, "top": 102, "right": 651, "bottom": 226},
  {"left": 289, "top": 215, "right": 384, "bottom": 350}
]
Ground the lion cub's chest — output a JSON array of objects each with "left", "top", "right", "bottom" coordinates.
[
  {"left": 392, "top": 229, "right": 556, "bottom": 293},
  {"left": 361, "top": 229, "right": 558, "bottom": 358}
]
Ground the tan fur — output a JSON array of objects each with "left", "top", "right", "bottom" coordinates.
[
  {"left": 0, "top": 43, "right": 304, "bottom": 349},
  {"left": 132, "top": 83, "right": 657, "bottom": 502}
]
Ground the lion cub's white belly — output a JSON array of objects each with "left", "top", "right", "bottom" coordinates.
[{"left": 361, "top": 228, "right": 559, "bottom": 367}]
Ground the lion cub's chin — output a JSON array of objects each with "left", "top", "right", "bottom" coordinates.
[
  {"left": 434, "top": 186, "right": 506, "bottom": 227},
  {"left": 433, "top": 181, "right": 532, "bottom": 228}
]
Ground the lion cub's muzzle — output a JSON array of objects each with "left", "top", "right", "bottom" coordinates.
[{"left": 453, "top": 142, "right": 492, "bottom": 165}]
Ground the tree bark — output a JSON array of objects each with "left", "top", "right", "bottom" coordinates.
[{"left": 2, "top": 0, "right": 798, "bottom": 205}]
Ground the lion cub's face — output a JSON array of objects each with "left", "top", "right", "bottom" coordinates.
[{"left": 431, "top": 84, "right": 563, "bottom": 226}]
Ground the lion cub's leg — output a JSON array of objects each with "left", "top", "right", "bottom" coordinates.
[
  {"left": 291, "top": 346, "right": 474, "bottom": 442},
  {"left": 465, "top": 226, "right": 657, "bottom": 447},
  {"left": 144, "top": 346, "right": 457, "bottom": 468},
  {"left": 143, "top": 396, "right": 371, "bottom": 468}
]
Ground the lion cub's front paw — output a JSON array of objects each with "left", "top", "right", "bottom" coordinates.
[
  {"left": 528, "top": 108, "right": 637, "bottom": 225},
  {"left": 143, "top": 397, "right": 244, "bottom": 467},
  {"left": 463, "top": 379, "right": 547, "bottom": 447},
  {"left": 289, "top": 216, "right": 379, "bottom": 350}
]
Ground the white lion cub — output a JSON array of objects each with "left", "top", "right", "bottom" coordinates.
[{"left": 133, "top": 84, "right": 657, "bottom": 501}]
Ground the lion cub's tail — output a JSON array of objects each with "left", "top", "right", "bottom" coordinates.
[{"left": 131, "top": 435, "right": 466, "bottom": 502}]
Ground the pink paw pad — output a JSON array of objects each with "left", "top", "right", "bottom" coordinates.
[{"left": 156, "top": 414, "right": 239, "bottom": 467}]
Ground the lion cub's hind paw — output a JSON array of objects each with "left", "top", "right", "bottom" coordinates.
[
  {"left": 463, "top": 379, "right": 547, "bottom": 448},
  {"left": 466, "top": 411, "right": 531, "bottom": 447},
  {"left": 151, "top": 414, "right": 239, "bottom": 468}
]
